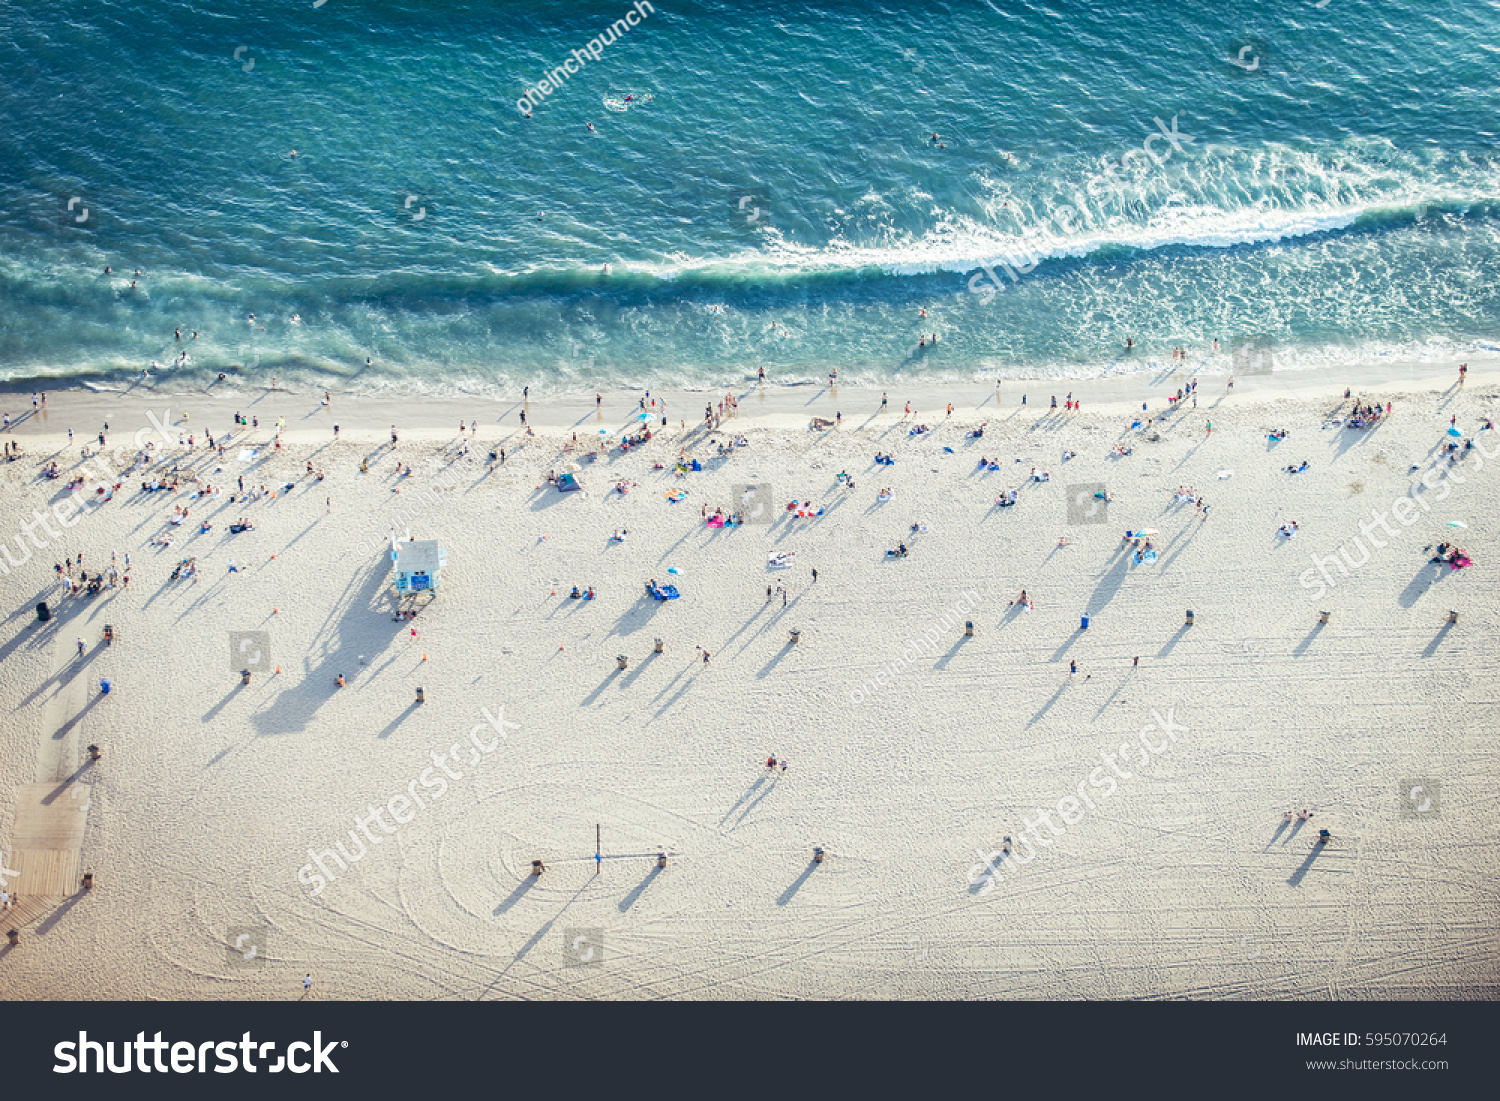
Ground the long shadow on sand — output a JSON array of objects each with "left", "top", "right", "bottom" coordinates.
[
  {"left": 618, "top": 865, "right": 662, "bottom": 912},
  {"left": 1420, "top": 621, "right": 1457, "bottom": 659},
  {"left": 493, "top": 875, "right": 537, "bottom": 916},
  {"left": 1027, "top": 679, "right": 1071, "bottom": 727},
  {"left": 1286, "top": 840, "right": 1330, "bottom": 886},
  {"left": 248, "top": 554, "right": 399, "bottom": 737},
  {"left": 1291, "top": 620, "right": 1325, "bottom": 657},
  {"left": 776, "top": 859, "right": 819, "bottom": 906},
  {"left": 720, "top": 775, "right": 768, "bottom": 827}
]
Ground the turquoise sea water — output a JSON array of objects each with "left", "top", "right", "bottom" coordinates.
[{"left": 1, "top": 0, "right": 1497, "bottom": 394}]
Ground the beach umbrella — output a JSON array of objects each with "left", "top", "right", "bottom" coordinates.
[
  {"left": 638, "top": 412, "right": 651, "bottom": 421},
  {"left": 1447, "top": 425, "right": 1463, "bottom": 437}
]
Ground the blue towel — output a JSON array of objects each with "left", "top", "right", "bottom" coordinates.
[{"left": 943, "top": 446, "right": 954, "bottom": 453}]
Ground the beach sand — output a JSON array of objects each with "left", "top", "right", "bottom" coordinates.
[{"left": 0, "top": 360, "right": 1496, "bottom": 1000}]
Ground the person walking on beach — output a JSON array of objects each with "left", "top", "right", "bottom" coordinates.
[
  {"left": 77, "top": 637, "right": 85, "bottom": 658},
  {"left": 302, "top": 975, "right": 312, "bottom": 993},
  {"left": 1069, "top": 660, "right": 1078, "bottom": 678},
  {"left": 1206, "top": 421, "right": 1213, "bottom": 437},
  {"left": 811, "top": 568, "right": 818, "bottom": 583},
  {"left": 881, "top": 393, "right": 888, "bottom": 413},
  {"left": 391, "top": 425, "right": 398, "bottom": 448},
  {"left": 1459, "top": 363, "right": 1467, "bottom": 388}
]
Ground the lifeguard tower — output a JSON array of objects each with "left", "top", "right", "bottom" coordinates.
[{"left": 392, "top": 538, "right": 446, "bottom": 596}]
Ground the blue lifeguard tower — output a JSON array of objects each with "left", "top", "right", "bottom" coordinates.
[{"left": 392, "top": 538, "right": 446, "bottom": 595}]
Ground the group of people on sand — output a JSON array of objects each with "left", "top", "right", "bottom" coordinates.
[
  {"left": 1341, "top": 397, "right": 1389, "bottom": 429},
  {"left": 1279, "top": 520, "right": 1301, "bottom": 539},
  {"left": 1175, "top": 487, "right": 1211, "bottom": 516},
  {"left": 1427, "top": 542, "right": 1474, "bottom": 570}
]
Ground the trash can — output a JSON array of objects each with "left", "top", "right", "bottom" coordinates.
[
  {"left": 36, "top": 602, "right": 50, "bottom": 623},
  {"left": 99, "top": 679, "right": 112, "bottom": 695},
  {"left": 1080, "top": 614, "right": 1090, "bottom": 630}
]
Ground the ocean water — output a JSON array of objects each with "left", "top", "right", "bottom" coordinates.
[{"left": 1, "top": 0, "right": 1497, "bottom": 395}]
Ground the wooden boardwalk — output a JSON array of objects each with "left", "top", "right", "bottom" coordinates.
[{"left": 5, "top": 782, "right": 89, "bottom": 930}]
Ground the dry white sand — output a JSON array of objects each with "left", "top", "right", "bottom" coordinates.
[{"left": 1, "top": 361, "right": 1497, "bottom": 1000}]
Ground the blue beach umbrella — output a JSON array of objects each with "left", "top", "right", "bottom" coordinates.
[{"left": 1447, "top": 425, "right": 1463, "bottom": 437}]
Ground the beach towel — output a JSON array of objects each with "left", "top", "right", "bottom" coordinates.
[
  {"left": 237, "top": 449, "right": 258, "bottom": 463},
  {"left": 706, "top": 516, "right": 724, "bottom": 528},
  {"left": 666, "top": 490, "right": 686, "bottom": 502},
  {"left": 767, "top": 552, "right": 794, "bottom": 569}
]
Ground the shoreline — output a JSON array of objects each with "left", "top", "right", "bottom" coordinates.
[{"left": 2, "top": 357, "right": 1495, "bottom": 442}]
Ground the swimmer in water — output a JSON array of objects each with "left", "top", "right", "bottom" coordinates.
[
  {"left": 290, "top": 150, "right": 297, "bottom": 157},
  {"left": 624, "top": 94, "right": 634, "bottom": 102},
  {"left": 586, "top": 122, "right": 595, "bottom": 132}
]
